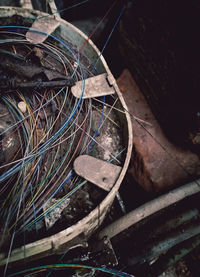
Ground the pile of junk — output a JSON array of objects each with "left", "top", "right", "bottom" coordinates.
[{"left": 0, "top": 1, "right": 200, "bottom": 277}]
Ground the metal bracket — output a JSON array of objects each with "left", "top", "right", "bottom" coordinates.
[
  {"left": 71, "top": 73, "right": 116, "bottom": 99},
  {"left": 74, "top": 155, "right": 122, "bottom": 191},
  {"left": 23, "top": 0, "right": 60, "bottom": 44},
  {"left": 21, "top": 0, "right": 60, "bottom": 20},
  {"left": 48, "top": 0, "right": 61, "bottom": 20},
  {"left": 26, "top": 16, "right": 60, "bottom": 44}
]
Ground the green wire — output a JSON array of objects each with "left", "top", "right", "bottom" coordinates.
[
  {"left": 7, "top": 264, "right": 132, "bottom": 277},
  {"left": 24, "top": 180, "right": 87, "bottom": 230}
]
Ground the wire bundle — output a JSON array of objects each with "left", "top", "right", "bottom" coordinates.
[{"left": 0, "top": 27, "right": 124, "bottom": 256}]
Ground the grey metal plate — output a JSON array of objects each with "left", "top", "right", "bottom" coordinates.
[
  {"left": 74, "top": 155, "right": 122, "bottom": 191},
  {"left": 26, "top": 16, "right": 60, "bottom": 44},
  {"left": 71, "top": 73, "right": 116, "bottom": 99}
]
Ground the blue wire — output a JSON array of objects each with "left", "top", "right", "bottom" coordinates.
[
  {"left": 0, "top": 26, "right": 86, "bottom": 238},
  {"left": 19, "top": 171, "right": 74, "bottom": 232},
  {"left": 92, "top": 6, "right": 125, "bottom": 72},
  {"left": 0, "top": 13, "right": 123, "bottom": 231},
  {"left": 0, "top": 12, "right": 129, "bottom": 275},
  {"left": 0, "top": 88, "right": 65, "bottom": 137},
  {"left": 0, "top": 26, "right": 86, "bottom": 182},
  {"left": 55, "top": 0, "right": 91, "bottom": 15},
  {"left": 86, "top": 7, "right": 125, "bottom": 153},
  {"left": 21, "top": 173, "right": 87, "bottom": 232}
]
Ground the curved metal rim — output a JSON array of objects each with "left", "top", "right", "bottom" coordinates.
[{"left": 0, "top": 7, "right": 133, "bottom": 265}]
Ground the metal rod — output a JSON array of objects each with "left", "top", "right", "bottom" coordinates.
[
  {"left": 98, "top": 179, "right": 200, "bottom": 240},
  {"left": 0, "top": 79, "right": 74, "bottom": 91}
]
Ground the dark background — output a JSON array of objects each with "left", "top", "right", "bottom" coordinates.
[{"left": 54, "top": 0, "right": 200, "bottom": 151}]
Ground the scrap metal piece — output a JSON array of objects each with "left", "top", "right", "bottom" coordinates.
[
  {"left": 98, "top": 178, "right": 200, "bottom": 240},
  {"left": 71, "top": 73, "right": 116, "bottom": 99},
  {"left": 21, "top": 0, "right": 61, "bottom": 42},
  {"left": 26, "top": 16, "right": 60, "bottom": 44},
  {"left": 29, "top": 0, "right": 61, "bottom": 20},
  {"left": 74, "top": 155, "right": 122, "bottom": 191},
  {"left": 43, "top": 198, "right": 70, "bottom": 230}
]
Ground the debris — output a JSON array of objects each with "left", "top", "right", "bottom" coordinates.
[
  {"left": 0, "top": 13, "right": 131, "bottom": 268},
  {"left": 117, "top": 69, "right": 200, "bottom": 192},
  {"left": 0, "top": 48, "right": 71, "bottom": 86},
  {"left": 43, "top": 197, "right": 70, "bottom": 230},
  {"left": 18, "top": 101, "right": 26, "bottom": 113}
]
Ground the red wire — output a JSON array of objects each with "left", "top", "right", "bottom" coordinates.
[{"left": 66, "top": 0, "right": 118, "bottom": 70}]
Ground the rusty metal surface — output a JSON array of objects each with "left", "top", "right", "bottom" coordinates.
[{"left": 117, "top": 69, "right": 200, "bottom": 192}]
